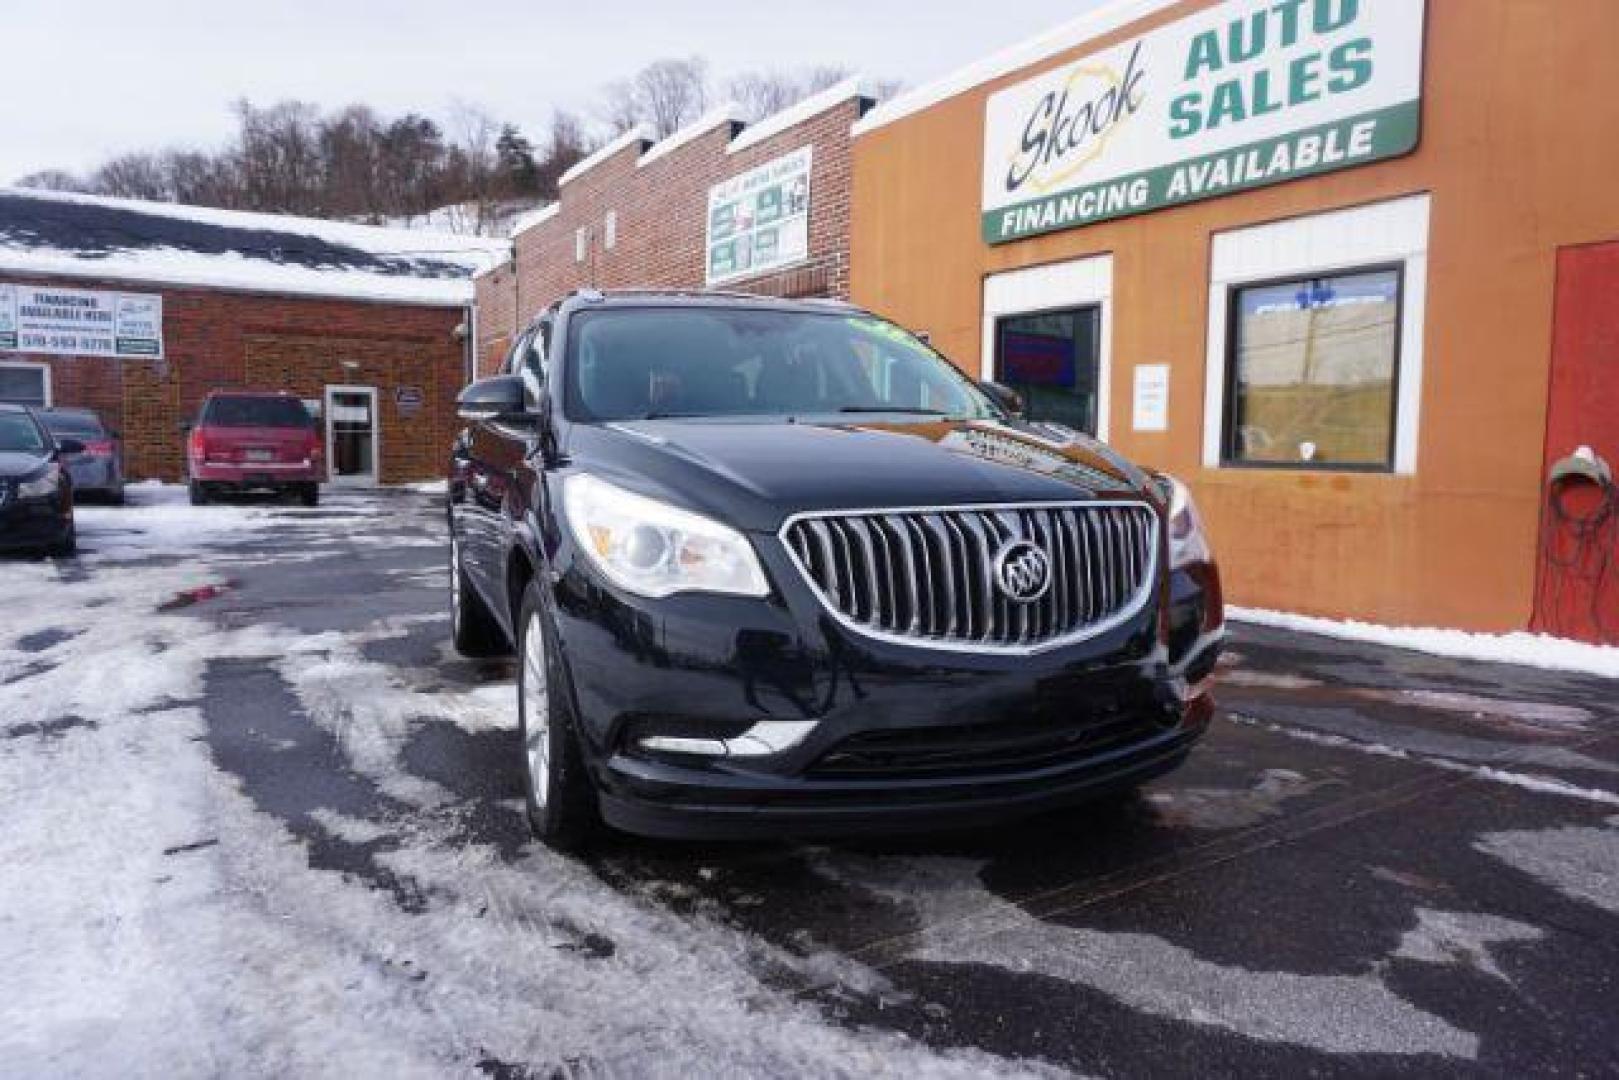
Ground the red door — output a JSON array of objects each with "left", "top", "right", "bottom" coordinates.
[{"left": 1534, "top": 242, "right": 1619, "bottom": 643}]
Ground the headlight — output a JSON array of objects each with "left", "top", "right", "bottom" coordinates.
[
  {"left": 1165, "top": 476, "right": 1212, "bottom": 569},
  {"left": 562, "top": 474, "right": 770, "bottom": 598},
  {"left": 18, "top": 464, "right": 62, "bottom": 499}
]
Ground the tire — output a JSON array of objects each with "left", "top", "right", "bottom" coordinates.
[
  {"left": 518, "top": 579, "right": 600, "bottom": 852},
  {"left": 108, "top": 486, "right": 126, "bottom": 507},
  {"left": 50, "top": 520, "right": 77, "bottom": 558},
  {"left": 188, "top": 482, "right": 208, "bottom": 507},
  {"left": 449, "top": 533, "right": 506, "bottom": 657},
  {"left": 300, "top": 484, "right": 320, "bottom": 508}
]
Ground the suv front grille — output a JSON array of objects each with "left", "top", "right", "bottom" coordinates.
[{"left": 781, "top": 502, "right": 1159, "bottom": 652}]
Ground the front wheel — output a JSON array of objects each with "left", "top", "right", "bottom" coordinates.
[
  {"left": 49, "top": 519, "right": 77, "bottom": 558},
  {"left": 518, "top": 580, "right": 600, "bottom": 852}
]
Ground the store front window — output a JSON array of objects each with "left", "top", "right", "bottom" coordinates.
[
  {"left": 0, "top": 362, "right": 50, "bottom": 407},
  {"left": 1223, "top": 267, "right": 1402, "bottom": 470},
  {"left": 993, "top": 306, "right": 1101, "bottom": 434}
]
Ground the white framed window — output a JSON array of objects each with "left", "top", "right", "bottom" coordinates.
[
  {"left": 981, "top": 254, "right": 1113, "bottom": 441},
  {"left": 1202, "top": 194, "right": 1431, "bottom": 475},
  {"left": 0, "top": 361, "right": 51, "bottom": 407},
  {"left": 574, "top": 226, "right": 589, "bottom": 263},
  {"left": 604, "top": 210, "right": 618, "bottom": 251}
]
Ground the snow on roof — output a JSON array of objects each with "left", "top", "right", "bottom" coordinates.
[
  {"left": 507, "top": 201, "right": 559, "bottom": 240},
  {"left": 0, "top": 187, "right": 508, "bottom": 306},
  {"left": 557, "top": 126, "right": 655, "bottom": 188},
  {"left": 552, "top": 79, "right": 877, "bottom": 196},
  {"left": 639, "top": 104, "right": 747, "bottom": 168},
  {"left": 852, "top": 0, "right": 1176, "bottom": 136},
  {"left": 728, "top": 76, "right": 875, "bottom": 156}
]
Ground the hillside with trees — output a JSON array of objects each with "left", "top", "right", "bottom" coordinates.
[{"left": 17, "top": 60, "right": 898, "bottom": 235}]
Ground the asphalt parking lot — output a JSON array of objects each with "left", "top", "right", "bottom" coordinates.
[{"left": 3, "top": 486, "right": 1616, "bottom": 1078}]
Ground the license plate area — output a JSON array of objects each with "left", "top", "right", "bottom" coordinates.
[{"left": 244, "top": 449, "right": 275, "bottom": 463}]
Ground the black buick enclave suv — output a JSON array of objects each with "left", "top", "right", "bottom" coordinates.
[{"left": 448, "top": 290, "right": 1223, "bottom": 849}]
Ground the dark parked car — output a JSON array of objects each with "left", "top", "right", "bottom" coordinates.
[
  {"left": 448, "top": 290, "right": 1224, "bottom": 850},
  {"left": 39, "top": 408, "right": 124, "bottom": 504},
  {"left": 0, "top": 403, "right": 81, "bottom": 556},
  {"left": 186, "top": 391, "right": 322, "bottom": 506}
]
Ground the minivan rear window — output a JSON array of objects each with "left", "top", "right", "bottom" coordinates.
[{"left": 203, "top": 397, "right": 314, "bottom": 428}]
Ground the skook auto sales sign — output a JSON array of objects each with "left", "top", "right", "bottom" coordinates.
[
  {"left": 982, "top": 0, "right": 1425, "bottom": 244},
  {"left": 0, "top": 283, "right": 164, "bottom": 358}
]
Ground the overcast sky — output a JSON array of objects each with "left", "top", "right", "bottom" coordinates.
[{"left": 0, "top": 0, "right": 1106, "bottom": 186}]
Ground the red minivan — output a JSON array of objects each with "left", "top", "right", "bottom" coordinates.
[{"left": 186, "top": 392, "right": 322, "bottom": 506}]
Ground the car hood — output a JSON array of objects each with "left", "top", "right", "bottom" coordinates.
[
  {"left": 0, "top": 451, "right": 50, "bottom": 479},
  {"left": 569, "top": 417, "right": 1162, "bottom": 532}
]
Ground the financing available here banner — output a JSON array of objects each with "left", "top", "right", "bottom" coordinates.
[
  {"left": 982, "top": 0, "right": 1426, "bottom": 244},
  {"left": 706, "top": 147, "right": 813, "bottom": 286},
  {"left": 0, "top": 282, "right": 164, "bottom": 358}
]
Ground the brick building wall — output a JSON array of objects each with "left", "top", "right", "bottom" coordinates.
[
  {"left": 2, "top": 271, "right": 469, "bottom": 483},
  {"left": 474, "top": 84, "right": 870, "bottom": 376},
  {"left": 474, "top": 259, "right": 521, "bottom": 379}
]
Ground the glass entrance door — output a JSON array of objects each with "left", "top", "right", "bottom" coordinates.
[
  {"left": 324, "top": 386, "right": 378, "bottom": 485},
  {"left": 993, "top": 306, "right": 1102, "bottom": 434}
]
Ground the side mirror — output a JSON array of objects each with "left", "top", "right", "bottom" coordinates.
[
  {"left": 56, "top": 438, "right": 86, "bottom": 456},
  {"left": 979, "top": 380, "right": 1026, "bottom": 419},
  {"left": 457, "top": 375, "right": 533, "bottom": 424}
]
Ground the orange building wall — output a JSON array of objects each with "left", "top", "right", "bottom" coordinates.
[{"left": 850, "top": 0, "right": 1619, "bottom": 632}]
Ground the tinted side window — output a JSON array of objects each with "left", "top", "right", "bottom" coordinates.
[
  {"left": 503, "top": 331, "right": 533, "bottom": 377},
  {"left": 511, "top": 321, "right": 551, "bottom": 382}
]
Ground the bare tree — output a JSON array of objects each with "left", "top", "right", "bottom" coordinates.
[
  {"left": 445, "top": 102, "right": 507, "bottom": 234},
  {"left": 232, "top": 100, "right": 325, "bottom": 214},
  {"left": 536, "top": 110, "right": 591, "bottom": 198},
  {"left": 726, "top": 65, "right": 852, "bottom": 122},
  {"left": 92, "top": 153, "right": 173, "bottom": 201},
  {"left": 161, "top": 150, "right": 239, "bottom": 208},
  {"left": 320, "top": 105, "right": 385, "bottom": 219},
  {"left": 600, "top": 56, "right": 710, "bottom": 138},
  {"left": 15, "top": 169, "right": 89, "bottom": 192}
]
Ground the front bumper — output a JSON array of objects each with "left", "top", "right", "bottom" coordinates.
[
  {"left": 550, "top": 535, "right": 1224, "bottom": 839},
  {"left": 0, "top": 492, "right": 72, "bottom": 552}
]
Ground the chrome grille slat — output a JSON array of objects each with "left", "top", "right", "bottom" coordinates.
[{"left": 783, "top": 502, "right": 1158, "bottom": 653}]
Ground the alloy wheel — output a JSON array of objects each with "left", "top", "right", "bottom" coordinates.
[
  {"left": 449, "top": 537, "right": 462, "bottom": 633},
  {"left": 523, "top": 610, "right": 551, "bottom": 809}
]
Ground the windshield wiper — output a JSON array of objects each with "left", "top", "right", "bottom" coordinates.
[{"left": 836, "top": 406, "right": 949, "bottom": 415}]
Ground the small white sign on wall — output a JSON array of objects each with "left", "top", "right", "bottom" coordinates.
[{"left": 1133, "top": 364, "right": 1170, "bottom": 432}]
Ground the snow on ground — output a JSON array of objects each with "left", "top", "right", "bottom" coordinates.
[
  {"left": 806, "top": 854, "right": 1487, "bottom": 1059},
  {"left": 1230, "top": 607, "right": 1619, "bottom": 680},
  {"left": 0, "top": 488, "right": 1048, "bottom": 1078}
]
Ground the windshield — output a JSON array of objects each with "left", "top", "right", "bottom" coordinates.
[
  {"left": 40, "top": 412, "right": 105, "bottom": 437},
  {"left": 566, "top": 308, "right": 999, "bottom": 422},
  {"left": 0, "top": 413, "right": 48, "bottom": 455},
  {"left": 203, "top": 396, "right": 314, "bottom": 428}
]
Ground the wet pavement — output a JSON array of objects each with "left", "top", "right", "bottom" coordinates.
[{"left": 2, "top": 486, "right": 1616, "bottom": 1077}]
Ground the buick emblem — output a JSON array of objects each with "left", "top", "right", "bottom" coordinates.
[{"left": 993, "top": 539, "right": 1052, "bottom": 603}]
